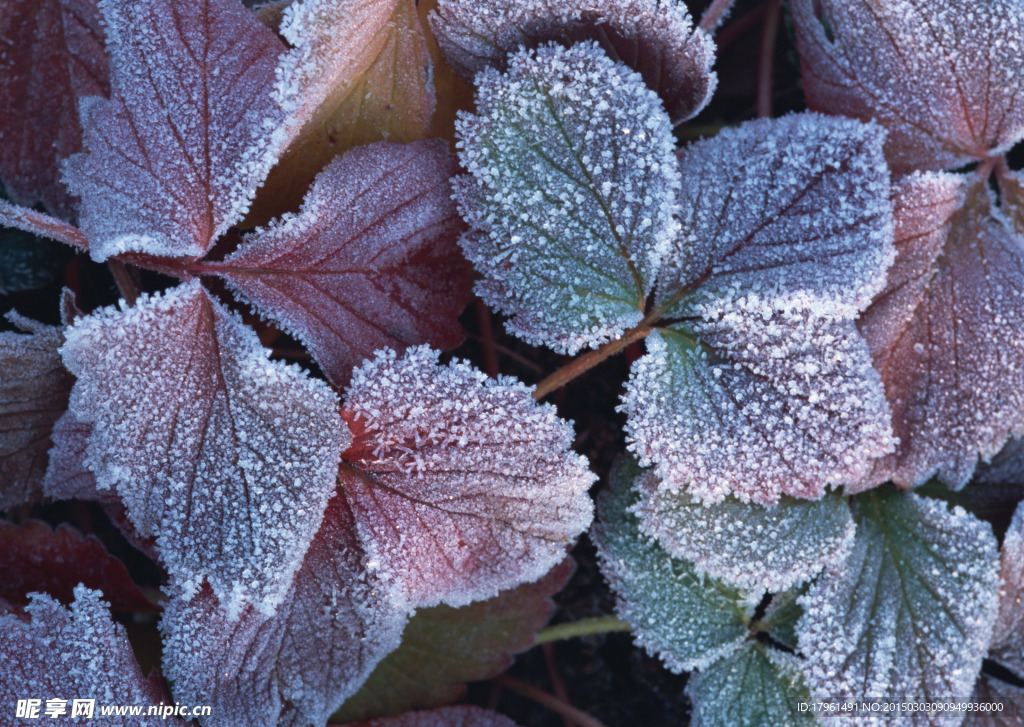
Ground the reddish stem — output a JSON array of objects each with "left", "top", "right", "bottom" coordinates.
[
  {"left": 532, "top": 325, "right": 653, "bottom": 400},
  {"left": 492, "top": 675, "right": 607, "bottom": 727},
  {"left": 107, "top": 259, "right": 140, "bottom": 305},
  {"left": 757, "top": 0, "right": 782, "bottom": 118},
  {"left": 542, "top": 643, "right": 573, "bottom": 727},
  {"left": 475, "top": 298, "right": 500, "bottom": 378}
]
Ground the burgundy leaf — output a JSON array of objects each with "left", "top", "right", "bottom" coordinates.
[
  {"left": 0, "top": 520, "right": 154, "bottom": 612},
  {"left": 429, "top": 0, "right": 716, "bottom": 125},
  {"left": 0, "top": 316, "right": 72, "bottom": 511},
  {"left": 340, "top": 346, "right": 595, "bottom": 610},
  {"left": 336, "top": 558, "right": 574, "bottom": 722},
  {"left": 342, "top": 706, "right": 520, "bottom": 727},
  {"left": 210, "top": 140, "right": 470, "bottom": 386},
  {"left": 162, "top": 493, "right": 408, "bottom": 727},
  {"left": 0, "top": 0, "right": 108, "bottom": 219},
  {"left": 63, "top": 0, "right": 290, "bottom": 263},
  {"left": 0, "top": 586, "right": 188, "bottom": 727},
  {"left": 991, "top": 500, "right": 1024, "bottom": 679},
  {"left": 792, "top": 0, "right": 1024, "bottom": 174},
  {"left": 42, "top": 410, "right": 100, "bottom": 502},
  {"left": 60, "top": 281, "right": 348, "bottom": 616},
  {"left": 856, "top": 172, "right": 1024, "bottom": 490}
]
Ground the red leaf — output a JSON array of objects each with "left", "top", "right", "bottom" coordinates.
[
  {"left": 162, "top": 493, "right": 408, "bottom": 727},
  {"left": 63, "top": 0, "right": 290, "bottom": 263},
  {"left": 210, "top": 140, "right": 470, "bottom": 386},
  {"left": 792, "top": 0, "right": 1024, "bottom": 174},
  {"left": 0, "top": 316, "right": 72, "bottom": 511},
  {"left": 0, "top": 520, "right": 155, "bottom": 612},
  {"left": 856, "top": 172, "right": 1024, "bottom": 490},
  {"left": 0, "top": 586, "right": 189, "bottom": 726},
  {"left": 341, "top": 706, "right": 520, "bottom": 727},
  {"left": 60, "top": 281, "right": 348, "bottom": 616},
  {"left": 0, "top": 0, "right": 108, "bottom": 219},
  {"left": 340, "top": 347, "right": 594, "bottom": 610}
]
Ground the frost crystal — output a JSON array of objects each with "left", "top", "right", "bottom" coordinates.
[
  {"left": 454, "top": 42, "right": 680, "bottom": 354},
  {"left": 60, "top": 281, "right": 348, "bottom": 617},
  {"left": 162, "top": 494, "right": 407, "bottom": 727},
  {"left": 216, "top": 140, "right": 470, "bottom": 386},
  {"left": 591, "top": 459, "right": 754, "bottom": 673},
  {"left": 341, "top": 346, "right": 595, "bottom": 610},
  {"left": 0, "top": 586, "right": 187, "bottom": 726},
  {"left": 686, "top": 642, "right": 815, "bottom": 727},
  {"left": 634, "top": 469, "right": 855, "bottom": 592},
  {"left": 990, "top": 500, "right": 1024, "bottom": 678},
  {"left": 0, "top": 317, "right": 71, "bottom": 510},
  {"left": 857, "top": 172, "right": 1024, "bottom": 490},
  {"left": 63, "top": 0, "right": 290, "bottom": 262},
  {"left": 430, "top": 0, "right": 716, "bottom": 124},
  {"left": 792, "top": 0, "right": 1024, "bottom": 174},
  {"left": 797, "top": 490, "right": 1001, "bottom": 725}
]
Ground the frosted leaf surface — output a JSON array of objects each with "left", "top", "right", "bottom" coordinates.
[
  {"left": 42, "top": 411, "right": 101, "bottom": 502},
  {"left": 454, "top": 42, "right": 680, "bottom": 354},
  {"left": 792, "top": 0, "right": 1024, "bottom": 174},
  {"left": 215, "top": 140, "right": 470, "bottom": 386},
  {"left": 162, "top": 494, "right": 407, "bottom": 727},
  {"left": 990, "top": 500, "right": 1024, "bottom": 678},
  {"left": 430, "top": 0, "right": 715, "bottom": 124},
  {"left": 797, "top": 489, "right": 1000, "bottom": 725},
  {"left": 963, "top": 676, "right": 1024, "bottom": 727},
  {"left": 0, "top": 0, "right": 108, "bottom": 218},
  {"left": 340, "top": 346, "right": 595, "bottom": 610},
  {"left": 337, "top": 558, "right": 573, "bottom": 722},
  {"left": 659, "top": 113, "right": 894, "bottom": 314},
  {"left": 61, "top": 281, "right": 347, "bottom": 616},
  {"left": 857, "top": 172, "right": 1024, "bottom": 490},
  {"left": 591, "top": 458, "right": 753, "bottom": 673},
  {"left": 623, "top": 313, "right": 893, "bottom": 505},
  {"left": 760, "top": 585, "right": 805, "bottom": 651},
  {"left": 0, "top": 199, "right": 89, "bottom": 251},
  {"left": 634, "top": 468, "right": 855, "bottom": 592},
  {"left": 686, "top": 642, "right": 815, "bottom": 727},
  {"left": 0, "top": 317, "right": 72, "bottom": 510},
  {"left": 345, "top": 706, "right": 521, "bottom": 727},
  {"left": 0, "top": 586, "right": 186, "bottom": 727},
  {"left": 63, "top": 0, "right": 290, "bottom": 262}
]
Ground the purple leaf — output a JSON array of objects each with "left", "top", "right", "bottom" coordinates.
[
  {"left": 162, "top": 493, "right": 408, "bottom": 727},
  {"left": 990, "top": 500, "right": 1024, "bottom": 679},
  {"left": 792, "top": 0, "right": 1024, "bottom": 174},
  {"left": 340, "top": 346, "right": 595, "bottom": 610},
  {"left": 211, "top": 140, "right": 470, "bottom": 387},
  {"left": 60, "top": 281, "right": 347, "bottom": 617},
  {"left": 63, "top": 0, "right": 290, "bottom": 263},
  {"left": 341, "top": 706, "right": 521, "bottom": 727},
  {"left": 0, "top": 0, "right": 108, "bottom": 219},
  {"left": 0, "top": 586, "right": 188, "bottom": 727},
  {"left": 42, "top": 410, "right": 101, "bottom": 502},
  {"left": 0, "top": 316, "right": 72, "bottom": 511},
  {"left": 429, "top": 0, "right": 716, "bottom": 125}
]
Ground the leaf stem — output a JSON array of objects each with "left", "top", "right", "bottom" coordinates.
[
  {"left": 532, "top": 325, "right": 653, "bottom": 400},
  {"left": 492, "top": 675, "right": 608, "bottom": 727},
  {"left": 107, "top": 260, "right": 140, "bottom": 305},
  {"left": 534, "top": 615, "right": 633, "bottom": 644},
  {"left": 757, "top": 0, "right": 781, "bottom": 118},
  {"left": 698, "top": 0, "right": 738, "bottom": 32}
]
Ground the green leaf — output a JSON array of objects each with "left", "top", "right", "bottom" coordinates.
[
  {"left": 634, "top": 468, "right": 855, "bottom": 592},
  {"left": 797, "top": 488, "right": 1001, "bottom": 724},
  {"left": 0, "top": 228, "right": 67, "bottom": 295},
  {"left": 333, "top": 559, "right": 573, "bottom": 722},
  {"left": 759, "top": 586, "right": 806, "bottom": 651},
  {"left": 592, "top": 458, "right": 754, "bottom": 673},
  {"left": 687, "top": 641, "right": 816, "bottom": 727}
]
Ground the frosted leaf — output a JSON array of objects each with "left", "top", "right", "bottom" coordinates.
[
  {"left": 591, "top": 458, "right": 754, "bottom": 673},
  {"left": 797, "top": 489, "right": 1001, "bottom": 725},
  {"left": 454, "top": 42, "right": 680, "bottom": 354},
  {"left": 340, "top": 346, "right": 595, "bottom": 610},
  {"left": 686, "top": 642, "right": 815, "bottom": 727},
  {"left": 0, "top": 0, "right": 108, "bottom": 219},
  {"left": 337, "top": 558, "right": 573, "bottom": 722},
  {"left": 659, "top": 113, "right": 893, "bottom": 316},
  {"left": 42, "top": 410, "right": 102, "bottom": 502},
  {"left": 214, "top": 141, "right": 470, "bottom": 386},
  {"left": 857, "top": 172, "right": 1024, "bottom": 490},
  {"left": 60, "top": 281, "right": 347, "bottom": 616},
  {"left": 430, "top": 0, "right": 715, "bottom": 125},
  {"left": 963, "top": 675, "right": 1024, "bottom": 727},
  {"left": 990, "top": 500, "right": 1024, "bottom": 678},
  {"left": 759, "top": 585, "right": 805, "bottom": 651},
  {"left": 792, "top": 0, "right": 1024, "bottom": 174},
  {"left": 623, "top": 313, "right": 893, "bottom": 505},
  {"left": 0, "top": 520, "right": 154, "bottom": 613},
  {"left": 0, "top": 317, "right": 72, "bottom": 511},
  {"left": 344, "top": 706, "right": 521, "bottom": 727},
  {"left": 0, "top": 199, "right": 89, "bottom": 251},
  {"left": 634, "top": 468, "right": 855, "bottom": 592},
  {"left": 0, "top": 586, "right": 187, "bottom": 727},
  {"left": 162, "top": 494, "right": 407, "bottom": 727},
  {"left": 63, "top": 0, "right": 290, "bottom": 262}
]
